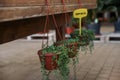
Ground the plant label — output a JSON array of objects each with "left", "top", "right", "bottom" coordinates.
[
  {"left": 73, "top": 8, "right": 88, "bottom": 35},
  {"left": 73, "top": 8, "right": 87, "bottom": 18}
]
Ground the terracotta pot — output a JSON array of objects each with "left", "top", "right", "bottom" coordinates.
[
  {"left": 38, "top": 50, "right": 58, "bottom": 70},
  {"left": 67, "top": 43, "right": 78, "bottom": 58},
  {"left": 65, "top": 27, "right": 74, "bottom": 34}
]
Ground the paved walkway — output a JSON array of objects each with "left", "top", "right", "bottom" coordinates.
[{"left": 0, "top": 39, "right": 120, "bottom": 80}]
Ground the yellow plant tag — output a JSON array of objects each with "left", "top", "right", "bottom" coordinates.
[
  {"left": 73, "top": 8, "right": 87, "bottom": 18},
  {"left": 73, "top": 8, "right": 88, "bottom": 35}
]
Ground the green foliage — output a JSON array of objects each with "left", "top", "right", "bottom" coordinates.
[
  {"left": 55, "top": 38, "right": 79, "bottom": 46},
  {"left": 70, "top": 29, "right": 95, "bottom": 41},
  {"left": 85, "top": 0, "right": 115, "bottom": 24},
  {"left": 66, "top": 16, "right": 79, "bottom": 27},
  {"left": 54, "top": 38, "right": 79, "bottom": 57},
  {"left": 84, "top": 9, "right": 95, "bottom": 24},
  {"left": 41, "top": 45, "right": 70, "bottom": 80},
  {"left": 72, "top": 17, "right": 79, "bottom": 24},
  {"left": 70, "top": 29, "right": 95, "bottom": 53}
]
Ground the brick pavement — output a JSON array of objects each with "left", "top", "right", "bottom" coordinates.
[{"left": 0, "top": 40, "right": 120, "bottom": 80}]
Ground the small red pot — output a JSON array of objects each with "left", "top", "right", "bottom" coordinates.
[
  {"left": 65, "top": 27, "right": 74, "bottom": 34},
  {"left": 38, "top": 50, "right": 58, "bottom": 70}
]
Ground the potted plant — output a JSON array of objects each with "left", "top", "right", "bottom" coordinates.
[
  {"left": 65, "top": 23, "right": 74, "bottom": 34},
  {"left": 70, "top": 29, "right": 95, "bottom": 53},
  {"left": 54, "top": 38, "right": 79, "bottom": 58},
  {"left": 38, "top": 45, "right": 70, "bottom": 80},
  {"left": 71, "top": 17, "right": 79, "bottom": 29},
  {"left": 65, "top": 39, "right": 79, "bottom": 58}
]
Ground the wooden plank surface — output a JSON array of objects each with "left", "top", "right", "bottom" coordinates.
[
  {"left": 0, "top": 0, "right": 96, "bottom": 6},
  {"left": 0, "top": 0, "right": 96, "bottom": 22}
]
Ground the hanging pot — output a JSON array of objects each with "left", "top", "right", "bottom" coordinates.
[
  {"left": 66, "top": 43, "right": 78, "bottom": 58},
  {"left": 38, "top": 50, "right": 58, "bottom": 70},
  {"left": 54, "top": 40, "right": 78, "bottom": 58},
  {"left": 78, "top": 36, "right": 89, "bottom": 46},
  {"left": 70, "top": 35, "right": 89, "bottom": 46},
  {"left": 65, "top": 27, "right": 74, "bottom": 34}
]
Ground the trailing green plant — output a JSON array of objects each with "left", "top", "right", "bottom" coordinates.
[
  {"left": 54, "top": 38, "right": 79, "bottom": 57},
  {"left": 72, "top": 17, "right": 79, "bottom": 25},
  {"left": 40, "top": 45, "right": 70, "bottom": 80},
  {"left": 55, "top": 38, "right": 79, "bottom": 46},
  {"left": 70, "top": 29, "right": 95, "bottom": 53},
  {"left": 54, "top": 39, "right": 80, "bottom": 80}
]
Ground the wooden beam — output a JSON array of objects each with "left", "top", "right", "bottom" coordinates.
[
  {"left": 0, "top": 0, "right": 97, "bottom": 44},
  {"left": 0, "top": 13, "right": 71, "bottom": 44},
  {"left": 0, "top": 0, "right": 97, "bottom": 22}
]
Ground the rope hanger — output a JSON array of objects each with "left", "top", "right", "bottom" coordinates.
[
  {"left": 61, "top": 0, "right": 82, "bottom": 25},
  {"left": 78, "top": 0, "right": 82, "bottom": 8},
  {"left": 61, "top": 0, "right": 68, "bottom": 25},
  {"left": 42, "top": 0, "right": 63, "bottom": 48},
  {"left": 42, "top": 0, "right": 82, "bottom": 48}
]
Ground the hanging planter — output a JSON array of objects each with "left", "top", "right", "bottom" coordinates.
[
  {"left": 66, "top": 42, "right": 78, "bottom": 58},
  {"left": 65, "top": 23, "right": 75, "bottom": 34},
  {"left": 54, "top": 39, "right": 79, "bottom": 58},
  {"left": 72, "top": 17, "right": 79, "bottom": 29},
  {"left": 78, "top": 35, "right": 90, "bottom": 46},
  {"left": 38, "top": 50, "right": 58, "bottom": 70},
  {"left": 70, "top": 29, "right": 95, "bottom": 53},
  {"left": 65, "top": 27, "right": 74, "bottom": 34},
  {"left": 38, "top": 45, "right": 70, "bottom": 80}
]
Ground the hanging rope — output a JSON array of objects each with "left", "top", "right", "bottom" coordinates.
[
  {"left": 45, "top": 0, "right": 49, "bottom": 6},
  {"left": 42, "top": 0, "right": 63, "bottom": 48},
  {"left": 78, "top": 0, "right": 82, "bottom": 8},
  {"left": 41, "top": 0, "right": 50, "bottom": 48},
  {"left": 52, "top": 15, "right": 63, "bottom": 40},
  {"left": 42, "top": 15, "right": 49, "bottom": 48},
  {"left": 46, "top": 0, "right": 63, "bottom": 40},
  {"left": 61, "top": 0, "right": 68, "bottom": 25}
]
